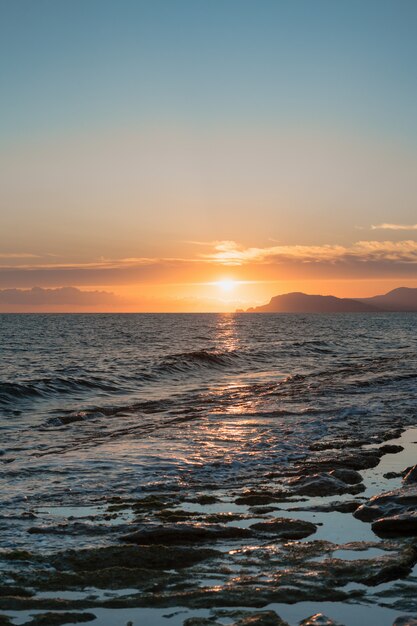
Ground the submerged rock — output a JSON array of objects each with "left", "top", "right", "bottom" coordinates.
[
  {"left": 121, "top": 523, "right": 252, "bottom": 544},
  {"left": 393, "top": 618, "right": 417, "bottom": 625},
  {"left": 250, "top": 517, "right": 317, "bottom": 539}
]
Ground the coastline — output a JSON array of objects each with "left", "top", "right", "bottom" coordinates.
[{"left": 3, "top": 425, "right": 417, "bottom": 626}]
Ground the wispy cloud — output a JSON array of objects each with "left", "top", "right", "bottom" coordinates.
[
  {"left": 0, "top": 240, "right": 416, "bottom": 289},
  {"left": 371, "top": 223, "right": 417, "bottom": 231},
  {"left": 199, "top": 240, "right": 417, "bottom": 265},
  {"left": 0, "top": 286, "right": 120, "bottom": 305}
]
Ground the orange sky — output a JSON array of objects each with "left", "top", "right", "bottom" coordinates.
[{"left": 1, "top": 238, "right": 417, "bottom": 312}]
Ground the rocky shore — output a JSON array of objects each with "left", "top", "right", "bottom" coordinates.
[{"left": 2, "top": 422, "right": 417, "bottom": 626}]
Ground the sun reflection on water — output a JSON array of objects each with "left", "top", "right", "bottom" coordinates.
[{"left": 214, "top": 312, "right": 241, "bottom": 353}]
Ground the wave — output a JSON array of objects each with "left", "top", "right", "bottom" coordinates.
[
  {"left": 0, "top": 376, "right": 121, "bottom": 406},
  {"left": 0, "top": 348, "right": 273, "bottom": 409},
  {"left": 155, "top": 349, "right": 242, "bottom": 373}
]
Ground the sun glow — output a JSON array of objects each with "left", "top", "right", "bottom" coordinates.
[{"left": 216, "top": 279, "right": 237, "bottom": 292}]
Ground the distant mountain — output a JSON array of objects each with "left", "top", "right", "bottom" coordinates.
[
  {"left": 243, "top": 288, "right": 417, "bottom": 313},
  {"left": 358, "top": 287, "right": 417, "bottom": 312}
]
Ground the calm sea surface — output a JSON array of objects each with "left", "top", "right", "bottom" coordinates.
[{"left": 1, "top": 313, "right": 416, "bottom": 552}]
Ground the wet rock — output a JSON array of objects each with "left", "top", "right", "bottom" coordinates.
[
  {"left": 50, "top": 544, "right": 219, "bottom": 571},
  {"left": 329, "top": 469, "right": 363, "bottom": 485},
  {"left": 184, "top": 614, "right": 288, "bottom": 626},
  {"left": 156, "top": 509, "right": 197, "bottom": 522},
  {"left": 403, "top": 465, "right": 417, "bottom": 485},
  {"left": 379, "top": 444, "right": 404, "bottom": 455},
  {"left": 0, "top": 585, "right": 33, "bottom": 598},
  {"left": 192, "top": 495, "right": 220, "bottom": 505},
  {"left": 287, "top": 500, "right": 361, "bottom": 514},
  {"left": 384, "top": 472, "right": 403, "bottom": 479},
  {"left": 121, "top": 523, "right": 252, "bottom": 545},
  {"left": 309, "top": 438, "right": 368, "bottom": 451},
  {"left": 24, "top": 613, "right": 96, "bottom": 625},
  {"left": 361, "top": 545, "right": 417, "bottom": 585},
  {"left": 235, "top": 491, "right": 287, "bottom": 506},
  {"left": 1, "top": 550, "right": 36, "bottom": 562},
  {"left": 299, "top": 449, "right": 381, "bottom": 472},
  {"left": 250, "top": 506, "right": 279, "bottom": 515},
  {"left": 286, "top": 473, "right": 364, "bottom": 497},
  {"left": 142, "top": 579, "right": 352, "bottom": 608},
  {"left": 354, "top": 485, "right": 417, "bottom": 523},
  {"left": 27, "top": 522, "right": 128, "bottom": 536},
  {"left": 204, "top": 513, "right": 246, "bottom": 524},
  {"left": 372, "top": 513, "right": 417, "bottom": 537},
  {"left": 299, "top": 615, "right": 342, "bottom": 626},
  {"left": 250, "top": 518, "right": 317, "bottom": 539},
  {"left": 393, "top": 618, "right": 417, "bottom": 626},
  {"left": 132, "top": 495, "right": 179, "bottom": 511},
  {"left": 235, "top": 611, "right": 289, "bottom": 625},
  {"left": 322, "top": 500, "right": 361, "bottom": 513},
  {"left": 183, "top": 617, "right": 219, "bottom": 626},
  {"left": 0, "top": 616, "right": 12, "bottom": 626}
]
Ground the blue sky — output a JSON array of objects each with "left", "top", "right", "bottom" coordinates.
[{"left": 2, "top": 0, "right": 417, "bottom": 141}]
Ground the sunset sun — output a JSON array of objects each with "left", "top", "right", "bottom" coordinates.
[{"left": 216, "top": 279, "right": 237, "bottom": 293}]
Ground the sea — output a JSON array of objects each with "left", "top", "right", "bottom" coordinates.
[{"left": 1, "top": 312, "right": 417, "bottom": 625}]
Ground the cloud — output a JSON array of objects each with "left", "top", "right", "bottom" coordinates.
[
  {"left": 0, "top": 286, "right": 120, "bottom": 305},
  {"left": 199, "top": 239, "right": 417, "bottom": 265},
  {"left": 0, "top": 239, "right": 416, "bottom": 289},
  {"left": 371, "top": 223, "right": 417, "bottom": 231}
]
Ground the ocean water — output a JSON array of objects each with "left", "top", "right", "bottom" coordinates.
[
  {"left": 1, "top": 313, "right": 416, "bottom": 544},
  {"left": 1, "top": 313, "right": 417, "bottom": 624}
]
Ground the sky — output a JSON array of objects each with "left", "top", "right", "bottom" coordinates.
[{"left": 1, "top": 0, "right": 417, "bottom": 311}]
